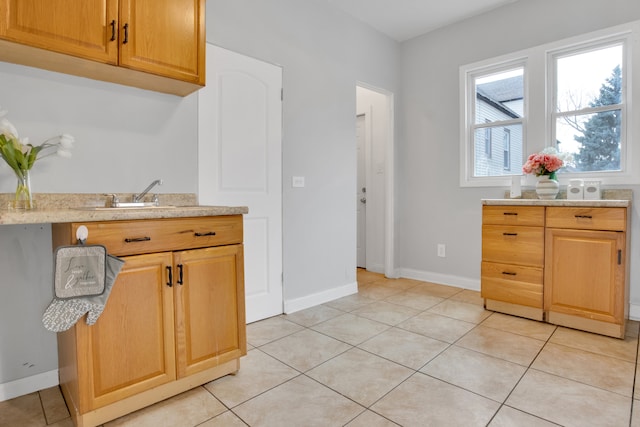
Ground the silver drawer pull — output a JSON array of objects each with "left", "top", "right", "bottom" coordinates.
[
  {"left": 124, "top": 236, "right": 151, "bottom": 243},
  {"left": 575, "top": 215, "right": 593, "bottom": 219},
  {"left": 502, "top": 271, "right": 517, "bottom": 276},
  {"left": 503, "top": 232, "right": 518, "bottom": 236},
  {"left": 194, "top": 231, "right": 216, "bottom": 237}
]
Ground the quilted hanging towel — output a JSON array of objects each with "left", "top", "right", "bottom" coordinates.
[{"left": 43, "top": 250, "right": 125, "bottom": 332}]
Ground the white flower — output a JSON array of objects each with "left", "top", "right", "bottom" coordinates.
[
  {"left": 59, "top": 133, "right": 75, "bottom": 149},
  {"left": 56, "top": 148, "right": 72, "bottom": 158},
  {"left": 0, "top": 118, "right": 18, "bottom": 138}
]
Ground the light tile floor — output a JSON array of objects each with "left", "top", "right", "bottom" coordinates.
[{"left": 2, "top": 269, "right": 640, "bottom": 427}]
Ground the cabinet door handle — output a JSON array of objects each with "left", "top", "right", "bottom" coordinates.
[
  {"left": 123, "top": 23, "right": 129, "bottom": 44},
  {"left": 502, "top": 271, "right": 517, "bottom": 276},
  {"left": 574, "top": 214, "right": 593, "bottom": 219},
  {"left": 502, "top": 232, "right": 518, "bottom": 236},
  {"left": 177, "top": 264, "right": 184, "bottom": 285},
  {"left": 618, "top": 250, "right": 622, "bottom": 265},
  {"left": 124, "top": 236, "right": 151, "bottom": 243},
  {"left": 109, "top": 20, "right": 116, "bottom": 41},
  {"left": 166, "top": 266, "right": 173, "bottom": 287},
  {"left": 194, "top": 231, "right": 216, "bottom": 237},
  {"left": 503, "top": 212, "right": 518, "bottom": 216}
]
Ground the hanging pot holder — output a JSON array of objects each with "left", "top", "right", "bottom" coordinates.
[{"left": 53, "top": 245, "right": 107, "bottom": 299}]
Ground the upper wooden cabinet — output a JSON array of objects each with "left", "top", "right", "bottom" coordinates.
[
  {"left": 119, "top": 0, "right": 204, "bottom": 84},
  {"left": 0, "top": 1, "right": 118, "bottom": 63},
  {"left": 0, "top": 0, "right": 205, "bottom": 96}
]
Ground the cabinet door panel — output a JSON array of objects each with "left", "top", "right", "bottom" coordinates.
[
  {"left": 119, "top": 0, "right": 204, "bottom": 83},
  {"left": 544, "top": 228, "right": 625, "bottom": 325},
  {"left": 0, "top": 0, "right": 118, "bottom": 63},
  {"left": 77, "top": 252, "right": 176, "bottom": 410},
  {"left": 174, "top": 245, "right": 246, "bottom": 378}
]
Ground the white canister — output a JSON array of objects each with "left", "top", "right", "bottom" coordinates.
[
  {"left": 583, "top": 180, "right": 601, "bottom": 200},
  {"left": 567, "top": 179, "right": 584, "bottom": 200}
]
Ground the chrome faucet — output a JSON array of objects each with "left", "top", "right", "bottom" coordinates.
[{"left": 133, "top": 179, "right": 163, "bottom": 203}]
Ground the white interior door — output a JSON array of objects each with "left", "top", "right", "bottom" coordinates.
[
  {"left": 198, "top": 44, "right": 283, "bottom": 323},
  {"left": 356, "top": 114, "right": 366, "bottom": 268}
]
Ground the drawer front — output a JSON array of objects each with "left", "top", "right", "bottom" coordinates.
[
  {"left": 482, "top": 205, "right": 545, "bottom": 227},
  {"left": 482, "top": 225, "right": 544, "bottom": 266},
  {"left": 546, "top": 207, "right": 626, "bottom": 231},
  {"left": 71, "top": 215, "right": 243, "bottom": 256},
  {"left": 481, "top": 262, "right": 543, "bottom": 308}
]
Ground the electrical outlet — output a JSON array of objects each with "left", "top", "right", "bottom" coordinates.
[{"left": 437, "top": 244, "right": 446, "bottom": 258}]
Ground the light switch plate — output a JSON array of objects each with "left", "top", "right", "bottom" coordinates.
[{"left": 292, "top": 176, "right": 305, "bottom": 188}]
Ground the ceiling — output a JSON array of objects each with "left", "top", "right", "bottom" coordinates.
[{"left": 327, "top": 0, "right": 519, "bottom": 42}]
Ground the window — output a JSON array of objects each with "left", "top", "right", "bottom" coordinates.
[
  {"left": 460, "top": 20, "right": 640, "bottom": 187},
  {"left": 552, "top": 43, "right": 624, "bottom": 173},
  {"left": 469, "top": 66, "right": 524, "bottom": 178},
  {"left": 503, "top": 128, "right": 511, "bottom": 170}
]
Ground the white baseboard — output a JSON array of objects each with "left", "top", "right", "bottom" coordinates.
[
  {"left": 284, "top": 281, "right": 358, "bottom": 314},
  {"left": 629, "top": 303, "right": 640, "bottom": 321},
  {"left": 364, "top": 263, "right": 385, "bottom": 274},
  {"left": 399, "top": 268, "right": 480, "bottom": 291},
  {"left": 0, "top": 369, "right": 58, "bottom": 402}
]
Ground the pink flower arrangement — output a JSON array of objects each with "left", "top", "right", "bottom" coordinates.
[{"left": 522, "top": 151, "right": 564, "bottom": 178}]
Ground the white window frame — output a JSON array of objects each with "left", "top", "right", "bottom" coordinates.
[
  {"left": 459, "top": 20, "right": 640, "bottom": 187},
  {"left": 548, "top": 37, "right": 628, "bottom": 176}
]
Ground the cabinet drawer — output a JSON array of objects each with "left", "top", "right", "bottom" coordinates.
[
  {"left": 66, "top": 216, "right": 243, "bottom": 256},
  {"left": 482, "top": 205, "right": 545, "bottom": 227},
  {"left": 546, "top": 207, "right": 626, "bottom": 231},
  {"left": 481, "top": 262, "right": 543, "bottom": 308},
  {"left": 482, "top": 225, "right": 544, "bottom": 266}
]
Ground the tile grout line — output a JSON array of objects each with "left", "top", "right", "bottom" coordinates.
[
  {"left": 628, "top": 323, "right": 640, "bottom": 427},
  {"left": 481, "top": 323, "right": 559, "bottom": 426}
]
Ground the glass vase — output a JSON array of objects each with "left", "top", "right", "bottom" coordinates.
[
  {"left": 11, "top": 169, "right": 34, "bottom": 210},
  {"left": 535, "top": 175, "right": 559, "bottom": 200}
]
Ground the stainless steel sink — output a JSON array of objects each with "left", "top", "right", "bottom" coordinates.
[{"left": 72, "top": 205, "right": 177, "bottom": 211}]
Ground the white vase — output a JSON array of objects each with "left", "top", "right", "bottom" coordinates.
[{"left": 536, "top": 175, "right": 559, "bottom": 200}]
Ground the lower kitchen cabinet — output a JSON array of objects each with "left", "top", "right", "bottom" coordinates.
[
  {"left": 52, "top": 215, "right": 246, "bottom": 427},
  {"left": 545, "top": 208, "right": 627, "bottom": 338},
  {"left": 481, "top": 202, "right": 630, "bottom": 338}
]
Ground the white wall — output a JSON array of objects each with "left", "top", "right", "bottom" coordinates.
[
  {"left": 206, "top": 0, "right": 400, "bottom": 303},
  {"left": 397, "top": 0, "right": 640, "bottom": 301}
]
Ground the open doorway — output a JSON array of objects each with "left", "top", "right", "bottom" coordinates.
[{"left": 356, "top": 84, "right": 396, "bottom": 278}]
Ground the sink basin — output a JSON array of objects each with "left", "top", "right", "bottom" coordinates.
[{"left": 73, "top": 205, "right": 177, "bottom": 211}]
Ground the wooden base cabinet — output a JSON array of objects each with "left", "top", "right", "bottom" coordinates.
[
  {"left": 545, "top": 207, "right": 627, "bottom": 338},
  {"left": 481, "top": 203, "right": 629, "bottom": 338},
  {"left": 481, "top": 205, "right": 545, "bottom": 321},
  {"left": 52, "top": 216, "right": 246, "bottom": 427}
]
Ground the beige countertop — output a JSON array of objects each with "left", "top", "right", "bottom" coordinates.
[
  {"left": 482, "top": 198, "right": 631, "bottom": 207},
  {"left": 0, "top": 193, "right": 248, "bottom": 225},
  {"left": 483, "top": 188, "right": 633, "bottom": 208}
]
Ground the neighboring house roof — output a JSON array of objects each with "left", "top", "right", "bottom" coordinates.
[{"left": 476, "top": 75, "right": 523, "bottom": 119}]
